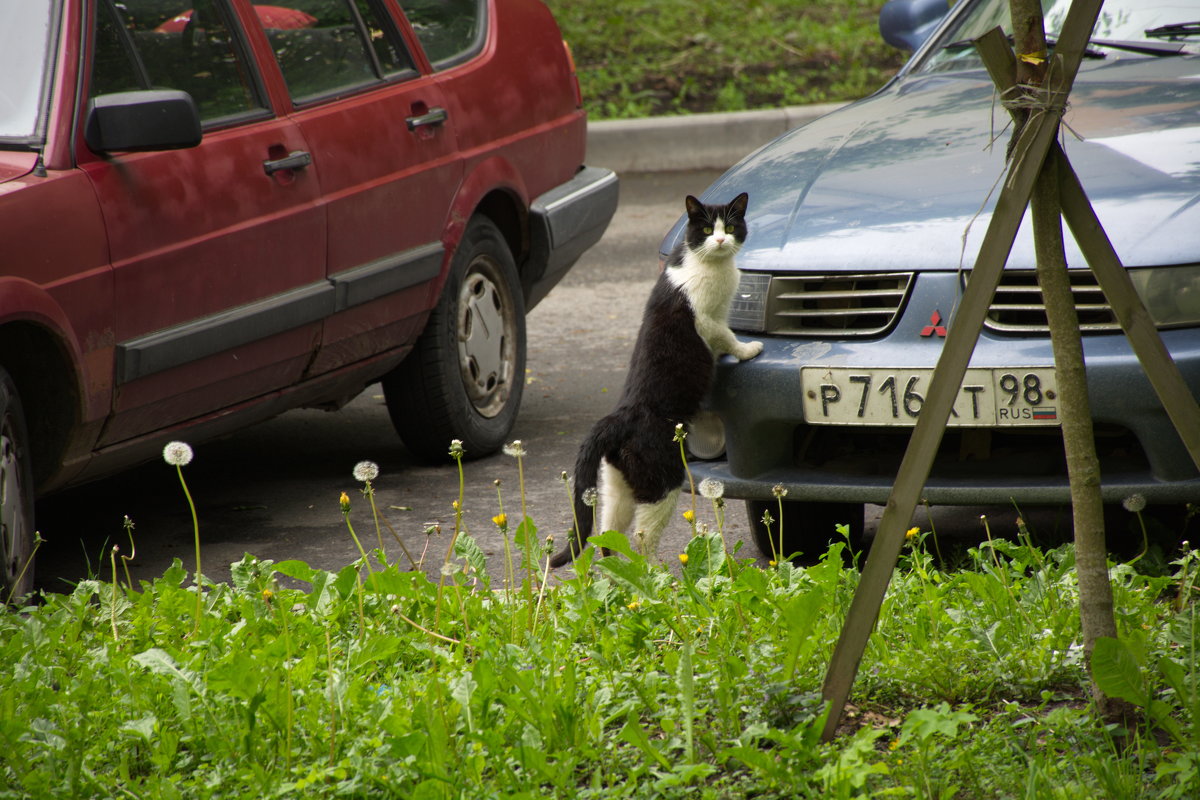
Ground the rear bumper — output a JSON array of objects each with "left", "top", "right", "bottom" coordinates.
[{"left": 525, "top": 166, "right": 619, "bottom": 309}]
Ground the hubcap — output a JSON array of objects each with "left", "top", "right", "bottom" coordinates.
[
  {"left": 0, "top": 421, "right": 25, "bottom": 585},
  {"left": 457, "top": 257, "right": 516, "bottom": 418}
]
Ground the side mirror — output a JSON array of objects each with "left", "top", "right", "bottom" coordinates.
[
  {"left": 85, "top": 90, "right": 202, "bottom": 153},
  {"left": 879, "top": 0, "right": 950, "bottom": 51}
]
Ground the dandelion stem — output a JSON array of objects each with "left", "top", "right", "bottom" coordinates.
[
  {"left": 109, "top": 546, "right": 121, "bottom": 642},
  {"left": 5, "top": 531, "right": 41, "bottom": 606},
  {"left": 173, "top": 461, "right": 203, "bottom": 636}
]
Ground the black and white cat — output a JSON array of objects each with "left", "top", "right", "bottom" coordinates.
[{"left": 550, "top": 192, "right": 762, "bottom": 567}]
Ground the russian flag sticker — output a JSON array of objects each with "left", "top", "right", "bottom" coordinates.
[{"left": 1033, "top": 407, "right": 1058, "bottom": 421}]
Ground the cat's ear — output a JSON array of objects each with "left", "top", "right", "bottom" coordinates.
[
  {"left": 685, "top": 195, "right": 704, "bottom": 217},
  {"left": 729, "top": 192, "right": 749, "bottom": 217}
]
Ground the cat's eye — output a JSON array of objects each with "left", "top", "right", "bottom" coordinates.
[{"left": 703, "top": 226, "right": 713, "bottom": 234}]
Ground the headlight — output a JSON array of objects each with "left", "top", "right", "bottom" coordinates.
[{"left": 1129, "top": 265, "right": 1200, "bottom": 328}]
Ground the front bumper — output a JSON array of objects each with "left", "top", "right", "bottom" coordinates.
[
  {"left": 525, "top": 166, "right": 619, "bottom": 310},
  {"left": 693, "top": 272, "right": 1200, "bottom": 507}
]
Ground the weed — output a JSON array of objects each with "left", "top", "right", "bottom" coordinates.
[{"left": 2, "top": 441, "right": 1198, "bottom": 798}]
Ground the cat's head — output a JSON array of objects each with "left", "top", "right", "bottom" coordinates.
[{"left": 682, "top": 192, "right": 749, "bottom": 260}]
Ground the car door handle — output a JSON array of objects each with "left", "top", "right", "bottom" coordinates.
[
  {"left": 262, "top": 150, "right": 312, "bottom": 175},
  {"left": 406, "top": 106, "right": 448, "bottom": 131}
]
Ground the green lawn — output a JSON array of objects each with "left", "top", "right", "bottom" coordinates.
[{"left": 548, "top": 0, "right": 910, "bottom": 119}]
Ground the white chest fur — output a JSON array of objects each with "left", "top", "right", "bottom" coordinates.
[{"left": 665, "top": 228, "right": 763, "bottom": 362}]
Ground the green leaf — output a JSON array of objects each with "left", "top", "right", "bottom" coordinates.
[
  {"left": 588, "top": 530, "right": 638, "bottom": 560},
  {"left": 683, "top": 532, "right": 725, "bottom": 582},
  {"left": 1091, "top": 636, "right": 1146, "bottom": 705},
  {"left": 454, "top": 531, "right": 490, "bottom": 590},
  {"left": 119, "top": 715, "right": 157, "bottom": 742},
  {"left": 619, "top": 711, "right": 671, "bottom": 770},
  {"left": 272, "top": 559, "right": 317, "bottom": 584},
  {"left": 595, "top": 555, "right": 659, "bottom": 599}
]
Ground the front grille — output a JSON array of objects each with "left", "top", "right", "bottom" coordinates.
[
  {"left": 978, "top": 270, "right": 1119, "bottom": 333},
  {"left": 752, "top": 272, "right": 914, "bottom": 336}
]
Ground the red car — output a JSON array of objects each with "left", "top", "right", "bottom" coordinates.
[{"left": 0, "top": 0, "right": 618, "bottom": 597}]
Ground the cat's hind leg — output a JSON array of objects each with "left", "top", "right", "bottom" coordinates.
[
  {"left": 598, "top": 458, "right": 636, "bottom": 543},
  {"left": 631, "top": 488, "right": 682, "bottom": 563}
]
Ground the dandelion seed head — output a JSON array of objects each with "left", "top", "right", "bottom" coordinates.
[
  {"left": 502, "top": 439, "right": 526, "bottom": 458},
  {"left": 352, "top": 460, "right": 379, "bottom": 483},
  {"left": 1123, "top": 494, "right": 1147, "bottom": 513},
  {"left": 699, "top": 478, "right": 725, "bottom": 500},
  {"left": 162, "top": 440, "right": 193, "bottom": 466},
  {"left": 582, "top": 487, "right": 599, "bottom": 507},
  {"left": 771, "top": 484, "right": 788, "bottom": 499}
]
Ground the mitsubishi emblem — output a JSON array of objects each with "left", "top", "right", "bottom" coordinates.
[{"left": 920, "top": 310, "right": 947, "bottom": 337}]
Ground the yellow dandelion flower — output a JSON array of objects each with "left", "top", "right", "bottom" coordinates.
[
  {"left": 906, "top": 526, "right": 920, "bottom": 540},
  {"left": 492, "top": 513, "right": 507, "bottom": 527},
  {"left": 769, "top": 560, "right": 777, "bottom": 567},
  {"left": 682, "top": 509, "right": 695, "bottom": 523},
  {"left": 339, "top": 492, "right": 351, "bottom": 513},
  {"left": 627, "top": 600, "right": 641, "bottom": 610},
  {"left": 678, "top": 553, "right": 688, "bottom": 565}
]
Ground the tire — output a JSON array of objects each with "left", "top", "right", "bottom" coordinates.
[
  {"left": 746, "top": 499, "right": 864, "bottom": 565},
  {"left": 383, "top": 216, "right": 526, "bottom": 462},
  {"left": 0, "top": 367, "right": 35, "bottom": 602}
]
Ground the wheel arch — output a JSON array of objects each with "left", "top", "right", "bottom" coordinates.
[
  {"left": 446, "top": 157, "right": 535, "bottom": 302},
  {"left": 0, "top": 319, "right": 84, "bottom": 491}
]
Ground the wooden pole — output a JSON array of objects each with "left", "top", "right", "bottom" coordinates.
[{"left": 819, "top": 0, "right": 1107, "bottom": 741}]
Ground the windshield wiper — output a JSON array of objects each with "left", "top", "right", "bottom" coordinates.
[
  {"left": 942, "top": 34, "right": 1184, "bottom": 58},
  {"left": 941, "top": 36, "right": 1106, "bottom": 58},
  {"left": 1145, "top": 22, "right": 1200, "bottom": 39}
]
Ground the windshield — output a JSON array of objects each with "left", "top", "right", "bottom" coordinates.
[
  {"left": 917, "top": 0, "right": 1200, "bottom": 73},
  {"left": 0, "top": 0, "right": 58, "bottom": 145}
]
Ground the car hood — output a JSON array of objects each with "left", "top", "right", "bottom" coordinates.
[
  {"left": 701, "top": 56, "right": 1200, "bottom": 272},
  {"left": 0, "top": 152, "right": 37, "bottom": 187}
]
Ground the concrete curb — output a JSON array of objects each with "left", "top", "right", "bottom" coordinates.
[{"left": 585, "top": 102, "right": 847, "bottom": 174}]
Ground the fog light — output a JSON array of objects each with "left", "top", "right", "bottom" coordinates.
[
  {"left": 686, "top": 410, "right": 726, "bottom": 460},
  {"left": 1129, "top": 264, "right": 1200, "bottom": 327}
]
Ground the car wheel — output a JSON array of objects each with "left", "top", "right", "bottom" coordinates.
[
  {"left": 383, "top": 216, "right": 526, "bottom": 462},
  {"left": 0, "top": 367, "right": 35, "bottom": 602},
  {"left": 746, "top": 499, "right": 863, "bottom": 565}
]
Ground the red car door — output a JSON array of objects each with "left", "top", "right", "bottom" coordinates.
[
  {"left": 249, "top": 0, "right": 463, "bottom": 374},
  {"left": 80, "top": 0, "right": 327, "bottom": 445}
]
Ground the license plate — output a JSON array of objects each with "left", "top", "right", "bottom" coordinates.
[{"left": 801, "top": 367, "right": 1060, "bottom": 427}]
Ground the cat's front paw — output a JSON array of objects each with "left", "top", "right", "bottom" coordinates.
[{"left": 734, "top": 340, "right": 764, "bottom": 361}]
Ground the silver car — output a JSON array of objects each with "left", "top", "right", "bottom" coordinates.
[{"left": 665, "top": 0, "right": 1200, "bottom": 560}]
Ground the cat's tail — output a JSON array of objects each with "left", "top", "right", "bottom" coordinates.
[{"left": 549, "top": 423, "right": 606, "bottom": 568}]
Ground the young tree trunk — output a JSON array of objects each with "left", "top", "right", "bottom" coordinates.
[{"left": 1008, "top": 0, "right": 1123, "bottom": 719}]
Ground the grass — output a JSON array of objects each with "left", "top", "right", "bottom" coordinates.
[
  {"left": 548, "top": 0, "right": 910, "bottom": 119},
  {"left": 2, "top": 442, "right": 1199, "bottom": 799}
]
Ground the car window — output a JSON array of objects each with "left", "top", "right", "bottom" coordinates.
[
  {"left": 90, "top": 0, "right": 265, "bottom": 124},
  {"left": 402, "top": 0, "right": 486, "bottom": 68},
  {"left": 263, "top": 0, "right": 416, "bottom": 103},
  {"left": 0, "top": 0, "right": 58, "bottom": 145},
  {"left": 918, "top": 0, "right": 1200, "bottom": 73}
]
